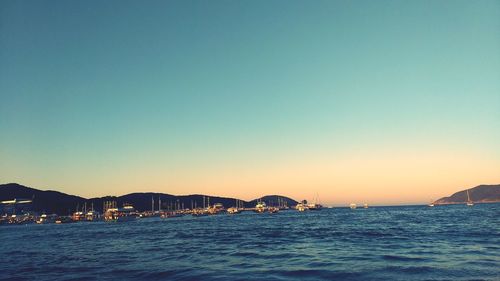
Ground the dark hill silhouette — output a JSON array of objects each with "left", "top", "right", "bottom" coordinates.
[
  {"left": 434, "top": 184, "right": 500, "bottom": 205},
  {"left": 0, "top": 183, "right": 298, "bottom": 215},
  {"left": 0, "top": 183, "right": 85, "bottom": 215},
  {"left": 248, "top": 195, "right": 298, "bottom": 208}
]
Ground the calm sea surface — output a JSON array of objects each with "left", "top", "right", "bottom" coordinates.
[{"left": 1, "top": 204, "right": 499, "bottom": 281}]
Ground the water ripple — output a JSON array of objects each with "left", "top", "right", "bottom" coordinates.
[{"left": 1, "top": 204, "right": 499, "bottom": 281}]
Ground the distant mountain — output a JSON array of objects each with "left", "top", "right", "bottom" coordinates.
[
  {"left": 434, "top": 184, "right": 500, "bottom": 205},
  {"left": 248, "top": 195, "right": 298, "bottom": 208},
  {"left": 0, "top": 183, "right": 85, "bottom": 215},
  {"left": 0, "top": 183, "right": 298, "bottom": 215}
]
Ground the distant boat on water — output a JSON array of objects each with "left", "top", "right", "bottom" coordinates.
[
  {"left": 466, "top": 190, "right": 474, "bottom": 206},
  {"left": 430, "top": 184, "right": 499, "bottom": 205},
  {"left": 363, "top": 203, "right": 368, "bottom": 209},
  {"left": 349, "top": 203, "right": 357, "bottom": 209},
  {"left": 307, "top": 194, "right": 323, "bottom": 210}
]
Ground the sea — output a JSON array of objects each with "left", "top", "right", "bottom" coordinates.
[{"left": 1, "top": 204, "right": 499, "bottom": 281}]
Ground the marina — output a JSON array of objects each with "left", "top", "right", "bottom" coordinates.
[
  {"left": 1, "top": 195, "right": 367, "bottom": 225},
  {"left": 4, "top": 183, "right": 494, "bottom": 227},
  {"left": 0, "top": 198, "right": 488, "bottom": 226}
]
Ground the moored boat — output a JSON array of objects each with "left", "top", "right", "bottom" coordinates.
[
  {"left": 296, "top": 200, "right": 309, "bottom": 212},
  {"left": 307, "top": 203, "right": 322, "bottom": 210},
  {"left": 227, "top": 207, "right": 241, "bottom": 214},
  {"left": 208, "top": 203, "right": 225, "bottom": 214},
  {"left": 104, "top": 204, "right": 138, "bottom": 222},
  {"left": 296, "top": 203, "right": 308, "bottom": 212},
  {"left": 228, "top": 199, "right": 244, "bottom": 214},
  {"left": 86, "top": 210, "right": 100, "bottom": 221},
  {"left": 268, "top": 206, "right": 279, "bottom": 213},
  {"left": 308, "top": 194, "right": 323, "bottom": 210},
  {"left": 161, "top": 211, "right": 183, "bottom": 218},
  {"left": 72, "top": 211, "right": 85, "bottom": 221},
  {"left": 36, "top": 214, "right": 57, "bottom": 224},
  {"left": 55, "top": 216, "right": 74, "bottom": 224},
  {"left": 254, "top": 200, "right": 267, "bottom": 213},
  {"left": 192, "top": 208, "right": 209, "bottom": 217}
]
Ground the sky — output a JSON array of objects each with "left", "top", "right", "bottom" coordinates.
[{"left": 1, "top": 0, "right": 499, "bottom": 205}]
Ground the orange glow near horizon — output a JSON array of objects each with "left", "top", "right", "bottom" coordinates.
[{"left": 7, "top": 143, "right": 500, "bottom": 206}]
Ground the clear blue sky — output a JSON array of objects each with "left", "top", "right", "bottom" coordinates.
[{"left": 1, "top": 0, "right": 499, "bottom": 203}]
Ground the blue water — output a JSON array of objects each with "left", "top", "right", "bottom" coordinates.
[{"left": 1, "top": 204, "right": 499, "bottom": 281}]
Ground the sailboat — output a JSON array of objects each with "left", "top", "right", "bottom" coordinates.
[
  {"left": 228, "top": 199, "right": 241, "bottom": 214},
  {"left": 466, "top": 189, "right": 474, "bottom": 206},
  {"left": 307, "top": 194, "right": 323, "bottom": 210},
  {"left": 428, "top": 199, "right": 435, "bottom": 207}
]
